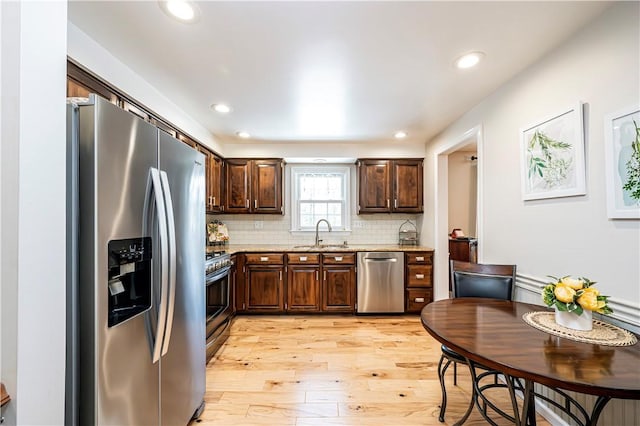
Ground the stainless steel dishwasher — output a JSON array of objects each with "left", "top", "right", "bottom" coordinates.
[{"left": 357, "top": 252, "right": 404, "bottom": 313}]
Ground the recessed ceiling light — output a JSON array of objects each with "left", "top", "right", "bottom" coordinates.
[
  {"left": 210, "top": 103, "right": 231, "bottom": 114},
  {"left": 236, "top": 131, "right": 251, "bottom": 139},
  {"left": 159, "top": 0, "right": 199, "bottom": 23},
  {"left": 455, "top": 52, "right": 485, "bottom": 69},
  {"left": 394, "top": 131, "right": 408, "bottom": 139}
]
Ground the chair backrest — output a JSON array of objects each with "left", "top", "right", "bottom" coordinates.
[{"left": 450, "top": 260, "right": 516, "bottom": 300}]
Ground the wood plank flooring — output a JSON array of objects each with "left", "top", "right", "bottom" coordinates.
[{"left": 197, "top": 315, "right": 550, "bottom": 426}]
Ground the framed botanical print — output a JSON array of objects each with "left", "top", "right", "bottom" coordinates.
[
  {"left": 604, "top": 104, "right": 640, "bottom": 219},
  {"left": 520, "top": 103, "right": 586, "bottom": 201}
]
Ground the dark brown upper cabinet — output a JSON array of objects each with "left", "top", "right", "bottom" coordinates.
[
  {"left": 197, "top": 146, "right": 224, "bottom": 213},
  {"left": 357, "top": 158, "right": 423, "bottom": 214},
  {"left": 67, "top": 61, "right": 118, "bottom": 104},
  {"left": 225, "top": 159, "right": 284, "bottom": 214}
]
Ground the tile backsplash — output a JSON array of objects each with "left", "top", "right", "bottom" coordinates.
[{"left": 208, "top": 213, "right": 421, "bottom": 246}]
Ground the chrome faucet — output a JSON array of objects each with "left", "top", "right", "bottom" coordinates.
[{"left": 315, "top": 219, "right": 332, "bottom": 246}]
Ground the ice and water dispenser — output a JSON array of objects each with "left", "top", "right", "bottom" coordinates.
[{"left": 107, "top": 237, "right": 152, "bottom": 327}]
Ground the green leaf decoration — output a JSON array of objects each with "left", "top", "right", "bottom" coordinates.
[
  {"left": 555, "top": 301, "right": 568, "bottom": 311},
  {"left": 527, "top": 129, "right": 572, "bottom": 188},
  {"left": 622, "top": 119, "right": 640, "bottom": 201}
]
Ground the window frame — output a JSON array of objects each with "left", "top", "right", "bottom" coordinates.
[{"left": 290, "top": 165, "right": 352, "bottom": 232}]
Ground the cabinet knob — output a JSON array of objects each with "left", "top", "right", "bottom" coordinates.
[
  {"left": 300, "top": 256, "right": 307, "bottom": 261},
  {"left": 260, "top": 256, "right": 269, "bottom": 262},
  {"left": 416, "top": 256, "right": 424, "bottom": 262},
  {"left": 334, "top": 256, "right": 343, "bottom": 262},
  {"left": 415, "top": 274, "right": 424, "bottom": 279},
  {"left": 414, "top": 297, "right": 425, "bottom": 303}
]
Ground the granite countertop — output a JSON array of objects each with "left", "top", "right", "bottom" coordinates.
[{"left": 212, "top": 244, "right": 434, "bottom": 255}]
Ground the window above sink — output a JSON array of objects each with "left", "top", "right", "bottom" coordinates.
[{"left": 289, "top": 165, "right": 352, "bottom": 232}]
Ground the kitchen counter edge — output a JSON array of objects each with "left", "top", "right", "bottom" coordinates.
[{"left": 213, "top": 244, "right": 434, "bottom": 255}]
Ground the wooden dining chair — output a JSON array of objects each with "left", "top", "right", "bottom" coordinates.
[{"left": 438, "top": 260, "right": 516, "bottom": 423}]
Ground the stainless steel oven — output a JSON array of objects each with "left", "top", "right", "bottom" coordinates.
[{"left": 205, "top": 252, "right": 232, "bottom": 362}]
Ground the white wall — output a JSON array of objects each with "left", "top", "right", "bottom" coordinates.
[
  {"left": 424, "top": 6, "right": 639, "bottom": 423},
  {"left": 425, "top": 2, "right": 639, "bottom": 323},
  {"left": 0, "top": 2, "right": 67, "bottom": 425},
  {"left": 448, "top": 151, "right": 477, "bottom": 237},
  {"left": 67, "top": 23, "right": 223, "bottom": 154}
]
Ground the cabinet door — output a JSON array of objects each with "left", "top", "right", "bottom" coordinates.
[
  {"left": 225, "top": 159, "right": 251, "bottom": 213},
  {"left": 252, "top": 160, "right": 283, "bottom": 214},
  {"left": 234, "top": 255, "right": 246, "bottom": 312},
  {"left": 177, "top": 134, "right": 198, "bottom": 148},
  {"left": 67, "top": 62, "right": 118, "bottom": 104},
  {"left": 322, "top": 266, "right": 355, "bottom": 312},
  {"left": 209, "top": 154, "right": 223, "bottom": 212},
  {"left": 287, "top": 266, "right": 320, "bottom": 312},
  {"left": 246, "top": 266, "right": 284, "bottom": 312},
  {"left": 197, "top": 146, "right": 213, "bottom": 212},
  {"left": 358, "top": 160, "right": 391, "bottom": 213},
  {"left": 392, "top": 159, "right": 423, "bottom": 213}
]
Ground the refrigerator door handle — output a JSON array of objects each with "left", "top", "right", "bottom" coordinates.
[
  {"left": 159, "top": 170, "right": 177, "bottom": 356},
  {"left": 147, "top": 167, "right": 170, "bottom": 364}
]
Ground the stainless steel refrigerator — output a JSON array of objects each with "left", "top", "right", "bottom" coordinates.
[{"left": 66, "top": 95, "right": 206, "bottom": 425}]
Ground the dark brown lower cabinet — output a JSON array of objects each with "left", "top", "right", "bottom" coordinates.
[
  {"left": 322, "top": 266, "right": 356, "bottom": 312},
  {"left": 287, "top": 266, "right": 321, "bottom": 312},
  {"left": 246, "top": 265, "right": 284, "bottom": 312},
  {"left": 405, "top": 251, "right": 434, "bottom": 313}
]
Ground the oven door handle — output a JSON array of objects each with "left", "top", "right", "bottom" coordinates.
[
  {"left": 206, "top": 265, "right": 232, "bottom": 284},
  {"left": 207, "top": 318, "right": 231, "bottom": 345}
]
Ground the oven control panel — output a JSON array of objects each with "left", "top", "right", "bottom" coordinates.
[{"left": 205, "top": 254, "right": 232, "bottom": 275}]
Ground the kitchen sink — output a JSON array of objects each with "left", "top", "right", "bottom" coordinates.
[
  {"left": 292, "top": 244, "right": 349, "bottom": 249},
  {"left": 319, "top": 244, "right": 349, "bottom": 249}
]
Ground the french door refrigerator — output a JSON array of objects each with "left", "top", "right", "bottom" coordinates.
[{"left": 66, "top": 95, "right": 206, "bottom": 425}]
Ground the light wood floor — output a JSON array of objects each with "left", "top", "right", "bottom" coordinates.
[{"left": 197, "top": 315, "right": 550, "bottom": 426}]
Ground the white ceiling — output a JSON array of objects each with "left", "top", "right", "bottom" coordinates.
[{"left": 68, "top": 1, "right": 610, "bottom": 146}]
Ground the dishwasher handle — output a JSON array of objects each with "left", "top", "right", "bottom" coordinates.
[{"left": 364, "top": 258, "right": 398, "bottom": 262}]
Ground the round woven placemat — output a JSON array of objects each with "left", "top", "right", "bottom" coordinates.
[{"left": 522, "top": 311, "right": 637, "bottom": 346}]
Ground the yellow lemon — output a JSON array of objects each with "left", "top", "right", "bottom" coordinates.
[
  {"left": 577, "top": 287, "right": 601, "bottom": 311},
  {"left": 560, "top": 277, "right": 585, "bottom": 290},
  {"left": 554, "top": 284, "right": 576, "bottom": 303}
]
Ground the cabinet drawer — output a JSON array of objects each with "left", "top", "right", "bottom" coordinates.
[
  {"left": 322, "top": 253, "right": 355, "bottom": 265},
  {"left": 406, "top": 289, "right": 432, "bottom": 313},
  {"left": 245, "top": 253, "right": 284, "bottom": 265},
  {"left": 406, "top": 252, "right": 433, "bottom": 265},
  {"left": 407, "top": 265, "right": 432, "bottom": 287},
  {"left": 287, "top": 253, "right": 320, "bottom": 264}
]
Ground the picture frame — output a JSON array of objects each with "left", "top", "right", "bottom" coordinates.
[
  {"left": 520, "top": 102, "right": 586, "bottom": 201},
  {"left": 604, "top": 104, "right": 640, "bottom": 219}
]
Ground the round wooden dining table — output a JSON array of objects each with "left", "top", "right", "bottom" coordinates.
[{"left": 420, "top": 298, "right": 640, "bottom": 426}]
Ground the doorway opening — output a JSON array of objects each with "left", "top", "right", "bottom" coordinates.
[{"left": 434, "top": 125, "right": 483, "bottom": 300}]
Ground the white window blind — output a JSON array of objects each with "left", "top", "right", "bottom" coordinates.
[{"left": 291, "top": 165, "right": 351, "bottom": 232}]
